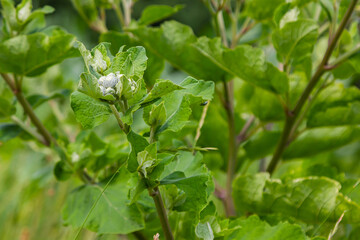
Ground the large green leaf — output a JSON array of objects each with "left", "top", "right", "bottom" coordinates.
[
  {"left": 243, "top": 130, "right": 281, "bottom": 160},
  {"left": 62, "top": 168, "right": 144, "bottom": 234},
  {"left": 233, "top": 173, "right": 360, "bottom": 224},
  {"left": 272, "top": 19, "right": 318, "bottom": 65},
  {"left": 0, "top": 27, "right": 77, "bottom": 76},
  {"left": 138, "top": 5, "right": 184, "bottom": 25},
  {"left": 129, "top": 21, "right": 228, "bottom": 82},
  {"left": 307, "top": 84, "right": 360, "bottom": 127},
  {"left": 284, "top": 126, "right": 360, "bottom": 159},
  {"left": 224, "top": 215, "right": 308, "bottom": 240},
  {"left": 160, "top": 151, "right": 213, "bottom": 213},
  {"left": 194, "top": 37, "right": 288, "bottom": 94},
  {"left": 70, "top": 91, "right": 111, "bottom": 129}
]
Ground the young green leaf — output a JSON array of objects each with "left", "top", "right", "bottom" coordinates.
[
  {"left": 272, "top": 19, "right": 318, "bottom": 65},
  {"left": 100, "top": 31, "right": 165, "bottom": 88},
  {"left": 70, "top": 91, "right": 112, "bottom": 129}
]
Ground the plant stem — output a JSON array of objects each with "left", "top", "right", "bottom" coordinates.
[
  {"left": 1, "top": 73, "right": 55, "bottom": 146},
  {"left": 223, "top": 80, "right": 236, "bottom": 217},
  {"left": 11, "top": 116, "right": 47, "bottom": 145},
  {"left": 122, "top": 0, "right": 132, "bottom": 27},
  {"left": 110, "top": 104, "right": 128, "bottom": 134},
  {"left": 113, "top": 3, "right": 125, "bottom": 27},
  {"left": 266, "top": 0, "right": 358, "bottom": 174},
  {"left": 148, "top": 187, "right": 174, "bottom": 240}
]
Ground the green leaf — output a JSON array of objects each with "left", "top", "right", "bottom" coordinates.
[
  {"left": 143, "top": 79, "right": 184, "bottom": 103},
  {"left": 224, "top": 215, "right": 308, "bottom": 240},
  {"left": 109, "top": 46, "right": 148, "bottom": 81},
  {"left": 137, "top": 143, "right": 157, "bottom": 178},
  {"left": 127, "top": 130, "right": 149, "bottom": 172},
  {"left": 129, "top": 21, "right": 228, "bottom": 82},
  {"left": 70, "top": 91, "right": 111, "bottom": 129},
  {"left": 0, "top": 97, "right": 15, "bottom": 118},
  {"left": 70, "top": 0, "right": 98, "bottom": 23},
  {"left": 138, "top": 5, "right": 184, "bottom": 25},
  {"left": 26, "top": 90, "right": 69, "bottom": 109},
  {"left": 307, "top": 85, "right": 360, "bottom": 127},
  {"left": 54, "top": 160, "right": 73, "bottom": 181},
  {"left": 148, "top": 102, "right": 166, "bottom": 126},
  {"left": 158, "top": 77, "right": 215, "bottom": 134},
  {"left": 0, "top": 123, "right": 23, "bottom": 142},
  {"left": 272, "top": 19, "right": 318, "bottom": 65},
  {"left": 283, "top": 126, "right": 360, "bottom": 159},
  {"left": 244, "top": 0, "right": 285, "bottom": 21},
  {"left": 233, "top": 173, "right": 360, "bottom": 223},
  {"left": 62, "top": 168, "right": 145, "bottom": 234},
  {"left": 249, "top": 87, "right": 285, "bottom": 121},
  {"left": 243, "top": 131, "right": 281, "bottom": 160},
  {"left": 194, "top": 37, "right": 289, "bottom": 94},
  {"left": 100, "top": 31, "right": 165, "bottom": 87},
  {"left": 160, "top": 151, "right": 213, "bottom": 212},
  {"left": 0, "top": 27, "right": 77, "bottom": 76}
]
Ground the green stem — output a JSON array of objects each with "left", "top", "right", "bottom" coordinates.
[
  {"left": 223, "top": 80, "right": 236, "bottom": 217},
  {"left": 266, "top": 0, "right": 359, "bottom": 174},
  {"left": 148, "top": 187, "right": 174, "bottom": 240},
  {"left": 110, "top": 104, "right": 128, "bottom": 134},
  {"left": 11, "top": 116, "right": 47, "bottom": 145},
  {"left": 329, "top": 44, "right": 360, "bottom": 67},
  {"left": 1, "top": 73, "right": 55, "bottom": 146},
  {"left": 113, "top": 3, "right": 125, "bottom": 27},
  {"left": 122, "top": 0, "right": 132, "bottom": 27}
]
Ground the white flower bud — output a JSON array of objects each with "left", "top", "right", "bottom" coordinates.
[
  {"left": 91, "top": 49, "right": 107, "bottom": 72},
  {"left": 17, "top": 1, "right": 31, "bottom": 22}
]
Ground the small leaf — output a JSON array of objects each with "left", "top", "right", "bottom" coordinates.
[
  {"left": 127, "top": 130, "right": 149, "bottom": 172},
  {"left": 26, "top": 90, "right": 69, "bottom": 109},
  {"left": 54, "top": 160, "right": 73, "bottom": 181},
  {"left": 0, "top": 123, "right": 23, "bottom": 142},
  {"left": 148, "top": 102, "right": 166, "bottom": 126},
  {"left": 137, "top": 143, "right": 157, "bottom": 178},
  {"left": 138, "top": 5, "right": 184, "bottom": 25},
  {"left": 109, "top": 46, "right": 148, "bottom": 82},
  {"left": 70, "top": 91, "right": 111, "bottom": 129},
  {"left": 0, "top": 97, "right": 15, "bottom": 118}
]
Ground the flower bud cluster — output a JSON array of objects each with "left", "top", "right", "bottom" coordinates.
[{"left": 98, "top": 72, "right": 137, "bottom": 99}]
